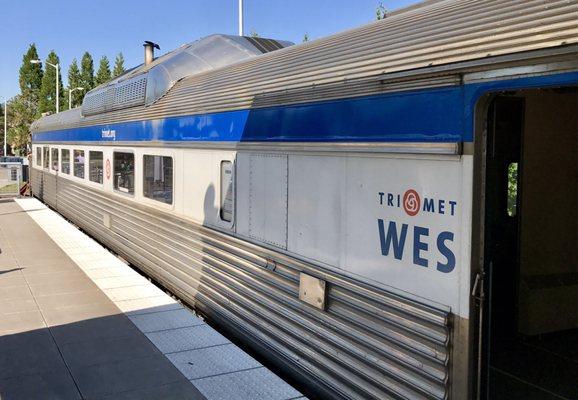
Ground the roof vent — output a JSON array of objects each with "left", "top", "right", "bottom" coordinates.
[{"left": 144, "top": 41, "right": 160, "bottom": 66}]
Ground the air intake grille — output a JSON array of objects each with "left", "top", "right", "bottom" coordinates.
[{"left": 82, "top": 75, "right": 147, "bottom": 116}]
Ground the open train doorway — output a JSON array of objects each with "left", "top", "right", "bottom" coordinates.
[{"left": 482, "top": 88, "right": 578, "bottom": 399}]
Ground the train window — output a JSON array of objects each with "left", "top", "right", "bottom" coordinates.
[
  {"left": 220, "top": 161, "right": 233, "bottom": 222},
  {"left": 89, "top": 151, "right": 103, "bottom": 184},
  {"left": 88, "top": 151, "right": 102, "bottom": 183},
  {"left": 51, "top": 148, "right": 59, "bottom": 171},
  {"left": 143, "top": 155, "right": 172, "bottom": 204},
  {"left": 43, "top": 147, "right": 49, "bottom": 168},
  {"left": 61, "top": 149, "right": 70, "bottom": 174},
  {"left": 113, "top": 152, "right": 134, "bottom": 194},
  {"left": 73, "top": 150, "right": 85, "bottom": 178},
  {"left": 36, "top": 147, "right": 41, "bottom": 167}
]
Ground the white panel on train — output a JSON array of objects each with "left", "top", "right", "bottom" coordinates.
[
  {"left": 238, "top": 154, "right": 288, "bottom": 249},
  {"left": 182, "top": 150, "right": 235, "bottom": 228},
  {"left": 288, "top": 154, "right": 472, "bottom": 316},
  {"left": 288, "top": 156, "right": 346, "bottom": 268}
]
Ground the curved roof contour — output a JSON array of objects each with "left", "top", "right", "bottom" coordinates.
[{"left": 33, "top": 0, "right": 578, "bottom": 134}]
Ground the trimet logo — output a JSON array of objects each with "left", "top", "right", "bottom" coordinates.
[
  {"left": 378, "top": 189, "right": 457, "bottom": 217},
  {"left": 403, "top": 189, "right": 420, "bottom": 216},
  {"left": 376, "top": 188, "right": 458, "bottom": 274}
]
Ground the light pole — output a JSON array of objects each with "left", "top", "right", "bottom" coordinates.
[
  {"left": 31, "top": 59, "right": 60, "bottom": 113},
  {"left": 239, "top": 0, "right": 244, "bottom": 36},
  {"left": 66, "top": 87, "right": 84, "bottom": 110},
  {"left": 2, "top": 97, "right": 6, "bottom": 157}
]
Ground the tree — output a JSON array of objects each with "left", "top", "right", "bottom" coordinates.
[
  {"left": 80, "top": 52, "right": 95, "bottom": 92},
  {"left": 67, "top": 58, "right": 83, "bottom": 108},
  {"left": 95, "top": 56, "right": 112, "bottom": 86},
  {"left": 6, "top": 95, "right": 36, "bottom": 155},
  {"left": 250, "top": 29, "right": 260, "bottom": 38},
  {"left": 376, "top": 2, "right": 387, "bottom": 20},
  {"left": 18, "top": 44, "right": 43, "bottom": 102},
  {"left": 39, "top": 50, "right": 64, "bottom": 114},
  {"left": 303, "top": 33, "right": 310, "bottom": 43},
  {"left": 113, "top": 53, "right": 126, "bottom": 78}
]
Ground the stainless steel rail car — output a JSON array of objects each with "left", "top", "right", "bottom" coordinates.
[{"left": 31, "top": 1, "right": 578, "bottom": 399}]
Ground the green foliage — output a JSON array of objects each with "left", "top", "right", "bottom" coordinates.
[
  {"left": 67, "top": 59, "right": 84, "bottom": 108},
  {"left": 303, "top": 33, "right": 309, "bottom": 43},
  {"left": 113, "top": 53, "right": 126, "bottom": 78},
  {"left": 507, "top": 162, "right": 518, "bottom": 217},
  {"left": 95, "top": 55, "right": 112, "bottom": 86},
  {"left": 18, "top": 44, "right": 43, "bottom": 101},
  {"left": 39, "top": 51, "right": 64, "bottom": 114},
  {"left": 376, "top": 2, "right": 387, "bottom": 20},
  {"left": 6, "top": 95, "right": 37, "bottom": 155},
  {"left": 80, "top": 52, "right": 95, "bottom": 91},
  {"left": 250, "top": 29, "right": 259, "bottom": 38}
]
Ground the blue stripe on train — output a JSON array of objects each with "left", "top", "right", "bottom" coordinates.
[{"left": 33, "top": 71, "right": 578, "bottom": 144}]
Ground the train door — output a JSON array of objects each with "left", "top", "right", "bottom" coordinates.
[{"left": 481, "top": 89, "right": 578, "bottom": 400}]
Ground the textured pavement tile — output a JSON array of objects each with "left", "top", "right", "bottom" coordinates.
[
  {"left": 93, "top": 380, "right": 205, "bottom": 400},
  {"left": 114, "top": 296, "right": 182, "bottom": 316},
  {"left": 167, "top": 343, "right": 261, "bottom": 380},
  {"left": 193, "top": 367, "right": 302, "bottom": 400},
  {"left": 128, "top": 308, "right": 204, "bottom": 333},
  {"left": 72, "top": 355, "right": 186, "bottom": 398},
  {"left": 104, "top": 285, "right": 165, "bottom": 302},
  {"left": 84, "top": 266, "right": 140, "bottom": 280},
  {"left": 92, "top": 275, "right": 148, "bottom": 289},
  {"left": 146, "top": 325, "right": 230, "bottom": 354}
]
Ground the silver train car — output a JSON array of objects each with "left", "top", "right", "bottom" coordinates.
[{"left": 31, "top": 1, "right": 578, "bottom": 399}]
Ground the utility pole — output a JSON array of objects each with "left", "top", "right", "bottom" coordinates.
[
  {"left": 239, "top": 0, "right": 244, "bottom": 36},
  {"left": 3, "top": 98, "right": 6, "bottom": 157}
]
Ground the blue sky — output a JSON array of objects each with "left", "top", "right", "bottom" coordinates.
[{"left": 0, "top": 0, "right": 420, "bottom": 100}]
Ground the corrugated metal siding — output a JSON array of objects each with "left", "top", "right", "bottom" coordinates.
[
  {"left": 32, "top": 173, "right": 452, "bottom": 399},
  {"left": 33, "top": 0, "right": 578, "bottom": 133}
]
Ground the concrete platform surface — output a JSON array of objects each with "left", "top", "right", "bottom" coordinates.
[{"left": 0, "top": 198, "right": 305, "bottom": 400}]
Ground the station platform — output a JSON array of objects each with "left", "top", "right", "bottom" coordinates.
[{"left": 0, "top": 198, "right": 305, "bottom": 400}]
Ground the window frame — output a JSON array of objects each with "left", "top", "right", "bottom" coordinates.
[
  {"left": 61, "top": 149, "right": 71, "bottom": 175},
  {"left": 51, "top": 148, "right": 59, "bottom": 172},
  {"left": 43, "top": 146, "right": 49, "bottom": 169},
  {"left": 142, "top": 154, "right": 173, "bottom": 205},
  {"left": 113, "top": 151, "right": 135, "bottom": 195},
  {"left": 36, "top": 147, "right": 42, "bottom": 167},
  {"left": 88, "top": 150, "right": 104, "bottom": 184},
  {"left": 73, "top": 149, "right": 85, "bottom": 179},
  {"left": 219, "top": 160, "right": 234, "bottom": 224}
]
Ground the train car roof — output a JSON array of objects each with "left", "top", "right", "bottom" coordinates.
[{"left": 33, "top": 0, "right": 578, "bottom": 134}]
